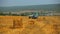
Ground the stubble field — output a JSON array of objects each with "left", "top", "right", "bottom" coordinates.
[{"left": 0, "top": 16, "right": 60, "bottom": 34}]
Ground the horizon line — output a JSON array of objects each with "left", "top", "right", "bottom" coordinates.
[{"left": 0, "top": 3, "right": 60, "bottom": 7}]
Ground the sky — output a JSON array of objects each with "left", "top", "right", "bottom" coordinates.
[{"left": 0, "top": 0, "right": 60, "bottom": 7}]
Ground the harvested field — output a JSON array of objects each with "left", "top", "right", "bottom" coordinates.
[{"left": 0, "top": 16, "right": 60, "bottom": 34}]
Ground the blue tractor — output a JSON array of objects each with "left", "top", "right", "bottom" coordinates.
[{"left": 29, "top": 12, "right": 39, "bottom": 19}]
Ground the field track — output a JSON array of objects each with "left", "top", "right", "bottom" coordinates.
[{"left": 0, "top": 16, "right": 60, "bottom": 34}]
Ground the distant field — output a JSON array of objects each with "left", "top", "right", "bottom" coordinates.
[{"left": 0, "top": 16, "right": 60, "bottom": 34}]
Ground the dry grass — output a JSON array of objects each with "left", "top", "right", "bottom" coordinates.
[{"left": 0, "top": 16, "right": 60, "bottom": 34}]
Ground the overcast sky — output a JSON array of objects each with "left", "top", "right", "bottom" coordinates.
[{"left": 0, "top": 0, "right": 60, "bottom": 7}]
